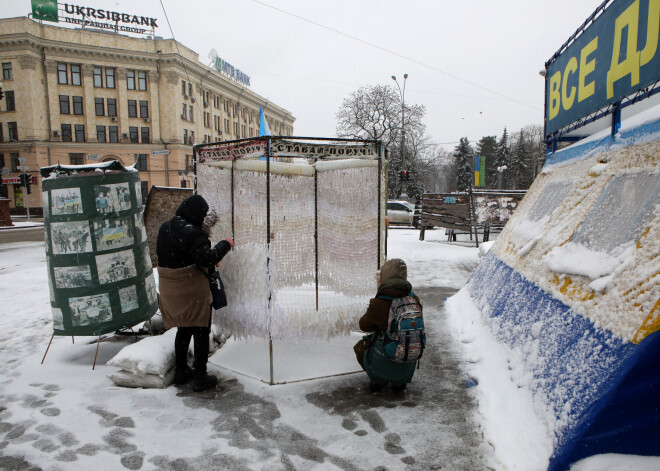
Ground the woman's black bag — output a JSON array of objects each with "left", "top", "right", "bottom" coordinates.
[{"left": 207, "top": 269, "right": 228, "bottom": 310}]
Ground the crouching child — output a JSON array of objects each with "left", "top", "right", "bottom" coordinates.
[{"left": 353, "top": 258, "right": 425, "bottom": 393}]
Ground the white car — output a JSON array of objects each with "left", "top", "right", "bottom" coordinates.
[{"left": 387, "top": 200, "right": 415, "bottom": 226}]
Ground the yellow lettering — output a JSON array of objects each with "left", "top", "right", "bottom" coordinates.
[
  {"left": 579, "top": 37, "right": 599, "bottom": 102},
  {"left": 641, "top": 0, "right": 660, "bottom": 65},
  {"left": 562, "top": 57, "right": 578, "bottom": 110},
  {"left": 607, "top": 0, "right": 641, "bottom": 99},
  {"left": 549, "top": 70, "right": 561, "bottom": 120}
]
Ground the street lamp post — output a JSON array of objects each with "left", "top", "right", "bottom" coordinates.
[{"left": 392, "top": 74, "right": 408, "bottom": 199}]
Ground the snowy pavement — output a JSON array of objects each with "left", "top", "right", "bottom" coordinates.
[{"left": 0, "top": 230, "right": 486, "bottom": 471}]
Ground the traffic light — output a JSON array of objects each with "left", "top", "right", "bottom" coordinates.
[
  {"left": 18, "top": 173, "right": 25, "bottom": 186},
  {"left": 24, "top": 174, "right": 31, "bottom": 194},
  {"left": 180, "top": 179, "right": 187, "bottom": 188},
  {"left": 402, "top": 170, "right": 410, "bottom": 180}
]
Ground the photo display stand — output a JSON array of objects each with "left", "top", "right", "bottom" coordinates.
[
  {"left": 40, "top": 161, "right": 158, "bottom": 368},
  {"left": 195, "top": 137, "right": 387, "bottom": 384}
]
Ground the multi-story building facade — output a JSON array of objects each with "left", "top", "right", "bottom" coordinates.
[{"left": 0, "top": 16, "right": 295, "bottom": 213}]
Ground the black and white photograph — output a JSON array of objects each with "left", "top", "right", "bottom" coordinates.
[
  {"left": 145, "top": 273, "right": 158, "bottom": 305},
  {"left": 54, "top": 265, "right": 93, "bottom": 289},
  {"left": 96, "top": 249, "right": 137, "bottom": 285},
  {"left": 141, "top": 243, "right": 153, "bottom": 271},
  {"left": 134, "top": 212, "right": 147, "bottom": 243},
  {"left": 68, "top": 293, "right": 112, "bottom": 327},
  {"left": 51, "top": 187, "right": 83, "bottom": 215},
  {"left": 94, "top": 182, "right": 131, "bottom": 215},
  {"left": 42, "top": 191, "right": 49, "bottom": 218},
  {"left": 119, "top": 285, "right": 139, "bottom": 313},
  {"left": 134, "top": 181, "right": 142, "bottom": 206},
  {"left": 93, "top": 217, "right": 134, "bottom": 251},
  {"left": 51, "top": 308, "right": 63, "bottom": 331},
  {"left": 50, "top": 221, "right": 93, "bottom": 255}
]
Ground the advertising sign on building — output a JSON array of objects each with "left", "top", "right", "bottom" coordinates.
[
  {"left": 31, "top": 0, "right": 158, "bottom": 35},
  {"left": 545, "top": 0, "right": 660, "bottom": 137}
]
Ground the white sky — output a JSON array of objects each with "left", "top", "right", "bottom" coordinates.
[{"left": 5, "top": 0, "right": 602, "bottom": 150}]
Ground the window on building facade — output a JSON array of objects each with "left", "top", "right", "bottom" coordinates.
[
  {"left": 8, "top": 122, "right": 18, "bottom": 141},
  {"left": 96, "top": 125, "right": 107, "bottom": 143},
  {"left": 109, "top": 126, "right": 118, "bottom": 143},
  {"left": 189, "top": 105, "right": 193, "bottom": 122},
  {"left": 57, "top": 63, "right": 68, "bottom": 84},
  {"left": 93, "top": 67, "right": 103, "bottom": 87},
  {"left": 138, "top": 71, "right": 147, "bottom": 90},
  {"left": 70, "top": 64, "right": 81, "bottom": 86},
  {"left": 59, "top": 95, "right": 70, "bottom": 114},
  {"left": 128, "top": 100, "right": 137, "bottom": 117},
  {"left": 0, "top": 123, "right": 3, "bottom": 142},
  {"left": 188, "top": 82, "right": 192, "bottom": 97},
  {"left": 127, "top": 70, "right": 135, "bottom": 90},
  {"left": 2, "top": 62, "right": 12, "bottom": 80},
  {"left": 129, "top": 126, "right": 139, "bottom": 143},
  {"left": 190, "top": 131, "right": 194, "bottom": 144},
  {"left": 74, "top": 124, "right": 85, "bottom": 142},
  {"left": 61, "top": 124, "right": 72, "bottom": 142},
  {"left": 183, "top": 129, "right": 188, "bottom": 144},
  {"left": 94, "top": 97, "right": 105, "bottom": 116},
  {"left": 181, "top": 80, "right": 186, "bottom": 96},
  {"left": 5, "top": 91, "right": 15, "bottom": 112},
  {"left": 241, "top": 124, "right": 246, "bottom": 138},
  {"left": 181, "top": 103, "right": 186, "bottom": 120},
  {"left": 72, "top": 96, "right": 83, "bottom": 115},
  {"left": 135, "top": 154, "right": 147, "bottom": 171},
  {"left": 11, "top": 153, "right": 20, "bottom": 172},
  {"left": 0, "top": 154, "right": 4, "bottom": 168},
  {"left": 69, "top": 153, "right": 84, "bottom": 165},
  {"left": 139, "top": 100, "right": 148, "bottom": 118},
  {"left": 224, "top": 118, "right": 229, "bottom": 132},
  {"left": 107, "top": 98, "right": 117, "bottom": 117},
  {"left": 141, "top": 127, "right": 150, "bottom": 144},
  {"left": 105, "top": 68, "right": 115, "bottom": 88}
]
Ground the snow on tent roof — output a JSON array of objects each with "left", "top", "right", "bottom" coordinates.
[
  {"left": 40, "top": 160, "right": 137, "bottom": 179},
  {"left": 465, "top": 103, "right": 660, "bottom": 469}
]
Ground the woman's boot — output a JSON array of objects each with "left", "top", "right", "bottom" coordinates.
[
  {"left": 192, "top": 327, "right": 217, "bottom": 391},
  {"left": 173, "top": 328, "right": 195, "bottom": 385}
]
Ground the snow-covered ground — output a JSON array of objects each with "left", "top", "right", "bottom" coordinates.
[
  {"left": 1, "top": 228, "right": 655, "bottom": 470},
  {"left": 0, "top": 228, "right": 485, "bottom": 471}
]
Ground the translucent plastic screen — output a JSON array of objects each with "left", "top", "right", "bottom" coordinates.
[{"left": 197, "top": 162, "right": 379, "bottom": 339}]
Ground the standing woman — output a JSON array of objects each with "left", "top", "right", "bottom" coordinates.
[{"left": 156, "top": 195, "right": 233, "bottom": 392}]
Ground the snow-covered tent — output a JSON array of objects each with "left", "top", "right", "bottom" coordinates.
[{"left": 465, "top": 107, "right": 660, "bottom": 469}]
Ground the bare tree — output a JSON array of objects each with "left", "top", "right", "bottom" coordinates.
[{"left": 336, "top": 84, "right": 429, "bottom": 198}]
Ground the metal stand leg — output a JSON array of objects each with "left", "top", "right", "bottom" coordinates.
[
  {"left": 41, "top": 334, "right": 55, "bottom": 364},
  {"left": 269, "top": 337, "right": 274, "bottom": 386},
  {"left": 92, "top": 335, "right": 101, "bottom": 370}
]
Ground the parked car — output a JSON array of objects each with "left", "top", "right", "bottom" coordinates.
[{"left": 387, "top": 200, "right": 416, "bottom": 226}]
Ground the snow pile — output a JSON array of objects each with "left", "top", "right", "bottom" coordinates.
[
  {"left": 106, "top": 329, "right": 177, "bottom": 388},
  {"left": 446, "top": 288, "right": 554, "bottom": 471}
]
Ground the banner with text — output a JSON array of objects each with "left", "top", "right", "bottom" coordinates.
[{"left": 545, "top": 0, "right": 660, "bottom": 137}]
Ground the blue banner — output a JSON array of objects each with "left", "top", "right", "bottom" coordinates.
[{"left": 545, "top": 0, "right": 660, "bottom": 136}]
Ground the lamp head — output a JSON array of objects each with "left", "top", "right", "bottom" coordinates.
[
  {"left": 391, "top": 75, "right": 396, "bottom": 81},
  {"left": 404, "top": 74, "right": 408, "bottom": 79}
]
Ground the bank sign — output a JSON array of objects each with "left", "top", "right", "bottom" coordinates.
[
  {"left": 31, "top": 0, "right": 158, "bottom": 34},
  {"left": 545, "top": 0, "right": 660, "bottom": 137}
]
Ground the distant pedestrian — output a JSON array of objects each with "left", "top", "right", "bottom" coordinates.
[
  {"left": 354, "top": 258, "right": 422, "bottom": 393},
  {"left": 156, "top": 195, "right": 233, "bottom": 392}
]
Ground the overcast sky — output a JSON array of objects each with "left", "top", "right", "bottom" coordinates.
[{"left": 6, "top": 0, "right": 602, "bottom": 151}]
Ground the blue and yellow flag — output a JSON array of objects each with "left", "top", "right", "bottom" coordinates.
[{"left": 259, "top": 107, "right": 271, "bottom": 136}]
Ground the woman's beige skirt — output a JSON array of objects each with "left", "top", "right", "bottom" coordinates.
[{"left": 157, "top": 265, "right": 212, "bottom": 328}]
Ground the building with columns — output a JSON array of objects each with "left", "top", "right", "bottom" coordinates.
[{"left": 0, "top": 16, "right": 295, "bottom": 213}]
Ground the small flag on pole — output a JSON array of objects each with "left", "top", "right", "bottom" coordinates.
[{"left": 259, "top": 107, "right": 271, "bottom": 136}]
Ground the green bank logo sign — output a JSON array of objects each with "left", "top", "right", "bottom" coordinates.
[{"left": 32, "top": 1, "right": 158, "bottom": 34}]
